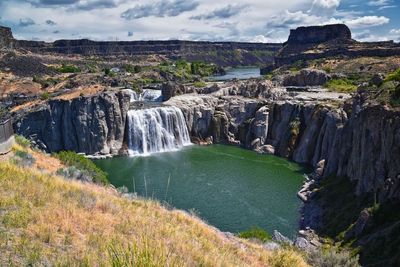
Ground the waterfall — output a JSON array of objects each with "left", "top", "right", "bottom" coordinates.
[
  {"left": 122, "top": 89, "right": 137, "bottom": 102},
  {"left": 139, "top": 89, "right": 162, "bottom": 102},
  {"left": 127, "top": 106, "right": 191, "bottom": 155}
]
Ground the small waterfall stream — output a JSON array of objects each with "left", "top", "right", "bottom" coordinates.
[
  {"left": 139, "top": 89, "right": 162, "bottom": 102},
  {"left": 127, "top": 106, "right": 191, "bottom": 155},
  {"left": 122, "top": 89, "right": 137, "bottom": 102}
]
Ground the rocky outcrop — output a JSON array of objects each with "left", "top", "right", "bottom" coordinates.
[
  {"left": 285, "top": 24, "right": 351, "bottom": 45},
  {"left": 0, "top": 26, "right": 16, "bottom": 50},
  {"left": 12, "top": 91, "right": 131, "bottom": 156},
  {"left": 274, "top": 24, "right": 400, "bottom": 67},
  {"left": 0, "top": 52, "right": 56, "bottom": 77},
  {"left": 161, "top": 82, "right": 187, "bottom": 101},
  {"left": 166, "top": 95, "right": 261, "bottom": 144},
  {"left": 283, "top": 69, "right": 331, "bottom": 86}
]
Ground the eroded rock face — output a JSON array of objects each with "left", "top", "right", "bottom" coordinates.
[
  {"left": 165, "top": 95, "right": 261, "bottom": 144},
  {"left": 283, "top": 69, "right": 331, "bottom": 86},
  {"left": 285, "top": 24, "right": 351, "bottom": 45},
  {"left": 0, "top": 26, "right": 16, "bottom": 50},
  {"left": 161, "top": 82, "right": 187, "bottom": 101},
  {"left": 12, "top": 91, "right": 131, "bottom": 156}
]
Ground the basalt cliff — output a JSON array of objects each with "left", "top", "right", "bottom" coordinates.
[
  {"left": 265, "top": 24, "right": 400, "bottom": 70},
  {"left": 12, "top": 90, "right": 131, "bottom": 155}
]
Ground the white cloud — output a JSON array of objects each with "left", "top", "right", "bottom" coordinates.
[
  {"left": 0, "top": 0, "right": 397, "bottom": 42},
  {"left": 308, "top": 0, "right": 340, "bottom": 16},
  {"left": 367, "top": 0, "right": 392, "bottom": 6},
  {"left": 346, "top": 16, "right": 390, "bottom": 29},
  {"left": 378, "top": 5, "right": 397, "bottom": 10},
  {"left": 389, "top": 29, "right": 400, "bottom": 35}
]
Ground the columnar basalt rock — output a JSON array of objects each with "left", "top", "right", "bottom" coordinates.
[{"left": 12, "top": 91, "right": 131, "bottom": 156}]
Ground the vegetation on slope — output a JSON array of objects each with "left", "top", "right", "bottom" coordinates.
[
  {"left": 366, "top": 68, "right": 400, "bottom": 108},
  {"left": 323, "top": 78, "right": 358, "bottom": 93},
  {"left": 312, "top": 174, "right": 400, "bottom": 267},
  {"left": 0, "top": 158, "right": 309, "bottom": 266},
  {"left": 52, "top": 150, "right": 108, "bottom": 185}
]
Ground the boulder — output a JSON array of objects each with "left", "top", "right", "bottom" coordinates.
[
  {"left": 283, "top": 69, "right": 331, "bottom": 86},
  {"left": 256, "top": 145, "right": 275, "bottom": 155},
  {"left": 344, "top": 208, "right": 373, "bottom": 241},
  {"left": 370, "top": 73, "right": 385, "bottom": 87},
  {"left": 161, "top": 82, "right": 186, "bottom": 101},
  {"left": 272, "top": 230, "right": 293, "bottom": 245}
]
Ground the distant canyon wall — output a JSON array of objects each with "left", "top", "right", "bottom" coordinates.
[{"left": 0, "top": 25, "right": 281, "bottom": 66}]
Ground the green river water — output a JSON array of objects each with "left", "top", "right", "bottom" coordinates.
[{"left": 94, "top": 145, "right": 306, "bottom": 236}]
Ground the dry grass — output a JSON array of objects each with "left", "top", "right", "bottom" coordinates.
[
  {"left": 0, "top": 159, "right": 309, "bottom": 267},
  {"left": 12, "top": 144, "right": 63, "bottom": 173},
  {"left": 53, "top": 84, "right": 115, "bottom": 100}
]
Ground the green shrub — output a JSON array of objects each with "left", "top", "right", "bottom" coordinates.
[
  {"left": 237, "top": 226, "right": 272, "bottom": 242},
  {"left": 347, "top": 73, "right": 360, "bottom": 81},
  {"left": 41, "top": 92, "right": 50, "bottom": 100},
  {"left": 134, "top": 65, "right": 142, "bottom": 73},
  {"left": 306, "top": 247, "right": 360, "bottom": 267},
  {"left": 116, "top": 186, "right": 129, "bottom": 194},
  {"left": 13, "top": 149, "right": 36, "bottom": 166},
  {"left": 324, "top": 66, "right": 332, "bottom": 73},
  {"left": 386, "top": 68, "right": 400, "bottom": 82},
  {"left": 380, "top": 81, "right": 396, "bottom": 90},
  {"left": 390, "top": 84, "right": 400, "bottom": 107},
  {"left": 289, "top": 67, "right": 297, "bottom": 71},
  {"left": 193, "top": 81, "right": 206, "bottom": 88},
  {"left": 50, "top": 63, "right": 80, "bottom": 73},
  {"left": 52, "top": 151, "right": 108, "bottom": 185},
  {"left": 15, "top": 134, "right": 30, "bottom": 148},
  {"left": 324, "top": 78, "right": 357, "bottom": 93},
  {"left": 122, "top": 65, "right": 134, "bottom": 73}
]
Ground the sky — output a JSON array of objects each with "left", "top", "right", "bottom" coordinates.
[{"left": 0, "top": 0, "right": 399, "bottom": 43}]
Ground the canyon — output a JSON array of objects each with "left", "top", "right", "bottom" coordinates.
[
  {"left": 3, "top": 23, "right": 400, "bottom": 265},
  {"left": 12, "top": 84, "right": 399, "bottom": 202}
]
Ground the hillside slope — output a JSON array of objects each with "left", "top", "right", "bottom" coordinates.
[{"left": 0, "top": 158, "right": 308, "bottom": 266}]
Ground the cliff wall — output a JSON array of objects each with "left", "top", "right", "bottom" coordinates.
[
  {"left": 275, "top": 24, "right": 400, "bottom": 66},
  {"left": 0, "top": 26, "right": 16, "bottom": 51},
  {"left": 285, "top": 24, "right": 351, "bottom": 45},
  {"left": 12, "top": 91, "right": 131, "bottom": 156}
]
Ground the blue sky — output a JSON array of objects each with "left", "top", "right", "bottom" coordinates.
[{"left": 0, "top": 0, "right": 399, "bottom": 43}]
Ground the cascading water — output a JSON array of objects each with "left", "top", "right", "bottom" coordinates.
[
  {"left": 127, "top": 106, "right": 191, "bottom": 155},
  {"left": 122, "top": 89, "right": 137, "bottom": 102},
  {"left": 139, "top": 89, "right": 162, "bottom": 102}
]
